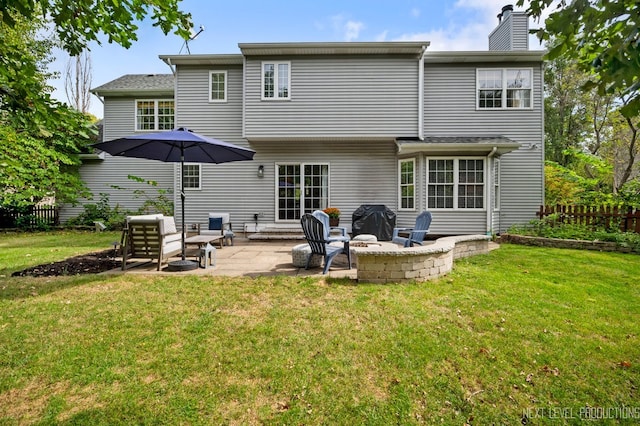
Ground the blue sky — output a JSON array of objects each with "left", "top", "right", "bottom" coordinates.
[{"left": 47, "top": 0, "right": 544, "bottom": 118}]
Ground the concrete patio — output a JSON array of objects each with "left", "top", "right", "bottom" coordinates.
[
  {"left": 111, "top": 237, "right": 357, "bottom": 279},
  {"left": 110, "top": 235, "right": 499, "bottom": 281}
]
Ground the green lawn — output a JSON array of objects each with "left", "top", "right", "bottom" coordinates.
[{"left": 0, "top": 232, "right": 638, "bottom": 424}]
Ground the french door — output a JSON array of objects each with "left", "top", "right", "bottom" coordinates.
[{"left": 277, "top": 163, "right": 329, "bottom": 221}]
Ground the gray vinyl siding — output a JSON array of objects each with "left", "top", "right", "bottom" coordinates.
[
  {"left": 172, "top": 64, "right": 257, "bottom": 229},
  {"left": 180, "top": 140, "right": 398, "bottom": 233},
  {"left": 174, "top": 65, "right": 244, "bottom": 142},
  {"left": 60, "top": 97, "right": 174, "bottom": 222},
  {"left": 511, "top": 14, "right": 530, "bottom": 50},
  {"left": 244, "top": 56, "right": 419, "bottom": 138},
  {"left": 423, "top": 62, "right": 544, "bottom": 234},
  {"left": 488, "top": 22, "right": 511, "bottom": 51},
  {"left": 488, "top": 13, "right": 529, "bottom": 51}
]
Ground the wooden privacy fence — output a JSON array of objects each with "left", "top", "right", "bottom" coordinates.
[
  {"left": 537, "top": 205, "right": 640, "bottom": 233},
  {"left": 0, "top": 205, "right": 60, "bottom": 229}
]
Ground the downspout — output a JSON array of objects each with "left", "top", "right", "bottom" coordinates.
[
  {"left": 418, "top": 45, "right": 427, "bottom": 140},
  {"left": 486, "top": 146, "right": 498, "bottom": 235},
  {"left": 164, "top": 57, "right": 176, "bottom": 76},
  {"left": 242, "top": 55, "right": 246, "bottom": 139}
]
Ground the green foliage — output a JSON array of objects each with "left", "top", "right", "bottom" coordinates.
[
  {"left": 508, "top": 215, "right": 640, "bottom": 252},
  {"left": 14, "top": 214, "right": 52, "bottom": 231},
  {"left": 0, "top": 1, "right": 189, "bottom": 211},
  {"left": 543, "top": 54, "right": 590, "bottom": 165},
  {"left": 67, "top": 176, "right": 174, "bottom": 229},
  {"left": 0, "top": 0, "right": 192, "bottom": 56},
  {"left": 125, "top": 174, "right": 174, "bottom": 216},
  {"left": 618, "top": 178, "right": 640, "bottom": 208},
  {"left": 0, "top": 123, "right": 92, "bottom": 208},
  {"left": 544, "top": 159, "right": 615, "bottom": 206},
  {"left": 519, "top": 0, "right": 640, "bottom": 118},
  {"left": 65, "top": 193, "right": 126, "bottom": 230}
]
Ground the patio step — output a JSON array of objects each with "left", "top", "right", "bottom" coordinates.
[{"left": 247, "top": 225, "right": 305, "bottom": 240}]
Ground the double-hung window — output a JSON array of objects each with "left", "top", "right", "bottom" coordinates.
[
  {"left": 262, "top": 61, "right": 290, "bottom": 100},
  {"left": 209, "top": 71, "right": 227, "bottom": 102},
  {"left": 427, "top": 158, "right": 485, "bottom": 209},
  {"left": 399, "top": 159, "right": 415, "bottom": 210},
  {"left": 136, "top": 99, "right": 174, "bottom": 131},
  {"left": 477, "top": 68, "right": 532, "bottom": 109},
  {"left": 183, "top": 163, "right": 201, "bottom": 190}
]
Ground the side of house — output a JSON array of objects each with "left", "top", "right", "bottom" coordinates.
[
  {"left": 66, "top": 74, "right": 176, "bottom": 220},
  {"left": 63, "top": 7, "right": 544, "bottom": 236}
]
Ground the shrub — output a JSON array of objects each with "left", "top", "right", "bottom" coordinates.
[{"left": 507, "top": 218, "right": 640, "bottom": 252}]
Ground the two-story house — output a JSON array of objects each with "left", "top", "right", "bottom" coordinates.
[{"left": 67, "top": 6, "right": 544, "bottom": 236}]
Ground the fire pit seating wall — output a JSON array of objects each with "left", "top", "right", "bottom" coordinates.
[{"left": 355, "top": 234, "right": 491, "bottom": 283}]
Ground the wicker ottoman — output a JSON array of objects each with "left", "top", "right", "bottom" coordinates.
[{"left": 291, "top": 243, "right": 322, "bottom": 268}]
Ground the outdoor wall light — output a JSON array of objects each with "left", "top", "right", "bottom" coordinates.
[{"left": 257, "top": 165, "right": 264, "bottom": 178}]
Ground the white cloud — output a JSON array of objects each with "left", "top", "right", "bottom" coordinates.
[
  {"left": 411, "top": 8, "right": 421, "bottom": 18},
  {"left": 344, "top": 20, "right": 365, "bottom": 41},
  {"left": 396, "top": 1, "right": 545, "bottom": 51},
  {"left": 331, "top": 14, "right": 365, "bottom": 41},
  {"left": 394, "top": 23, "right": 490, "bottom": 51}
]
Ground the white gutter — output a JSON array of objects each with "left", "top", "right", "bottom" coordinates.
[
  {"left": 418, "top": 45, "right": 427, "bottom": 140},
  {"left": 486, "top": 146, "right": 498, "bottom": 235}
]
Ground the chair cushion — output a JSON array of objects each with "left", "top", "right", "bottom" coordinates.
[
  {"left": 209, "top": 217, "right": 223, "bottom": 231},
  {"left": 208, "top": 213, "right": 230, "bottom": 224},
  {"left": 163, "top": 232, "right": 182, "bottom": 244},
  {"left": 161, "top": 217, "right": 177, "bottom": 235},
  {"left": 127, "top": 214, "right": 163, "bottom": 223}
]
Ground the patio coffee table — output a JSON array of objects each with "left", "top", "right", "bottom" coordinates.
[{"left": 185, "top": 234, "right": 224, "bottom": 249}]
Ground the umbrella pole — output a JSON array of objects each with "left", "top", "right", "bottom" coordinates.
[
  {"left": 168, "top": 145, "right": 198, "bottom": 271},
  {"left": 181, "top": 155, "right": 186, "bottom": 260}
]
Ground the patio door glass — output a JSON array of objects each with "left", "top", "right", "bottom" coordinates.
[{"left": 277, "top": 163, "right": 329, "bottom": 221}]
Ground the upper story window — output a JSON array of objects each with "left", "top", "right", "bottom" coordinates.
[
  {"left": 136, "top": 99, "right": 174, "bottom": 131},
  {"left": 209, "top": 71, "right": 227, "bottom": 102},
  {"left": 183, "top": 163, "right": 201, "bottom": 190},
  {"left": 477, "top": 68, "right": 532, "bottom": 109},
  {"left": 262, "top": 61, "right": 290, "bottom": 100},
  {"left": 427, "top": 158, "right": 485, "bottom": 210},
  {"left": 399, "top": 158, "right": 415, "bottom": 210}
]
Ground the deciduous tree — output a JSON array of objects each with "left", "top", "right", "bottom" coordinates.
[{"left": 518, "top": 0, "right": 640, "bottom": 118}]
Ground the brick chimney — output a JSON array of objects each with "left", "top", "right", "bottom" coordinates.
[{"left": 489, "top": 4, "right": 529, "bottom": 51}]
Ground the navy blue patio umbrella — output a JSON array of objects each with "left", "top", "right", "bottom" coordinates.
[{"left": 93, "top": 127, "right": 255, "bottom": 271}]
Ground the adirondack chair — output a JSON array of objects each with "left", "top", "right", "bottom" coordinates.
[
  {"left": 121, "top": 214, "right": 182, "bottom": 270},
  {"left": 312, "top": 210, "right": 350, "bottom": 243},
  {"left": 392, "top": 211, "right": 432, "bottom": 247},
  {"left": 300, "top": 213, "right": 351, "bottom": 274}
]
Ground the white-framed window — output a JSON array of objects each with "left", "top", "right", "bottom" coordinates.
[
  {"left": 399, "top": 158, "right": 415, "bottom": 210},
  {"left": 209, "top": 71, "right": 227, "bottom": 102},
  {"left": 276, "top": 163, "right": 329, "bottom": 220},
  {"left": 493, "top": 158, "right": 501, "bottom": 210},
  {"left": 427, "top": 158, "right": 485, "bottom": 210},
  {"left": 477, "top": 68, "right": 532, "bottom": 109},
  {"left": 262, "top": 61, "right": 290, "bottom": 100},
  {"left": 135, "top": 99, "right": 174, "bottom": 131},
  {"left": 183, "top": 163, "right": 201, "bottom": 190}
]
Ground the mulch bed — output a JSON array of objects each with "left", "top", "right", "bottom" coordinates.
[{"left": 11, "top": 250, "right": 122, "bottom": 277}]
